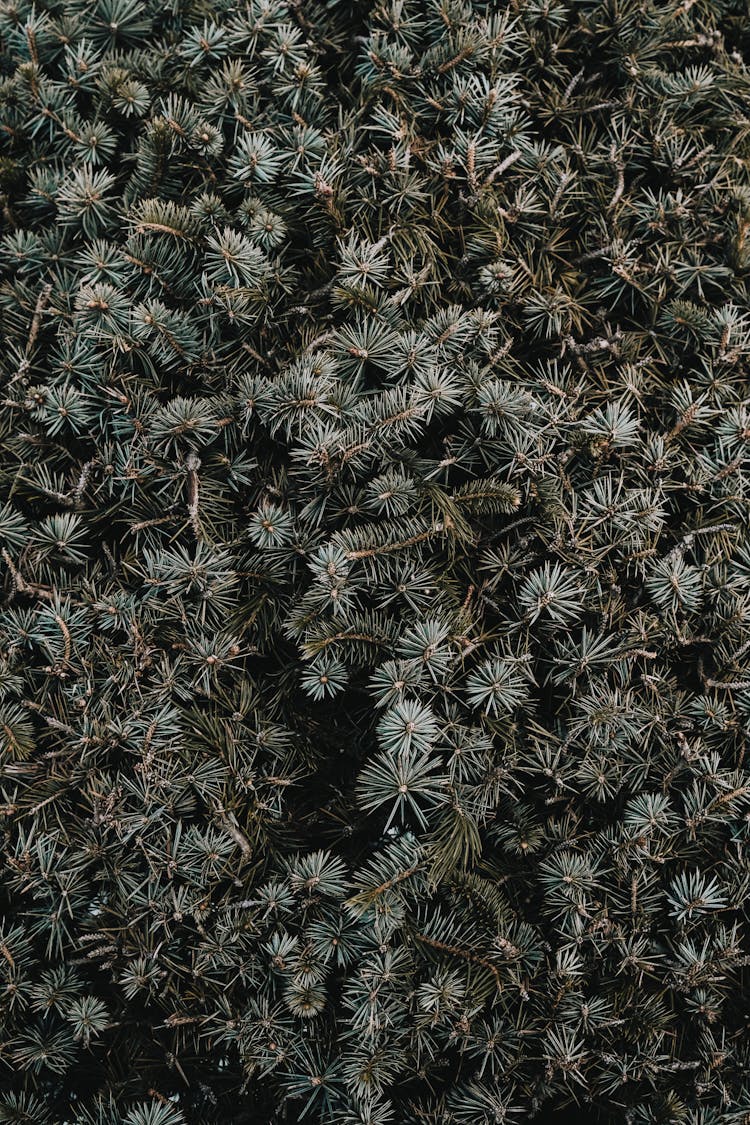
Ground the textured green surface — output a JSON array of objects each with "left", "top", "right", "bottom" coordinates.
[{"left": 1, "top": 1, "right": 750, "bottom": 1121}]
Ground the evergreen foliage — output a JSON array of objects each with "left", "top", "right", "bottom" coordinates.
[{"left": 1, "top": 0, "right": 750, "bottom": 1121}]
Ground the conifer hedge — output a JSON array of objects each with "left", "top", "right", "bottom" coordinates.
[{"left": 1, "top": 1, "right": 750, "bottom": 1122}]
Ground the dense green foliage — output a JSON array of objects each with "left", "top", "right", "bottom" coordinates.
[{"left": 1, "top": 0, "right": 750, "bottom": 1121}]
